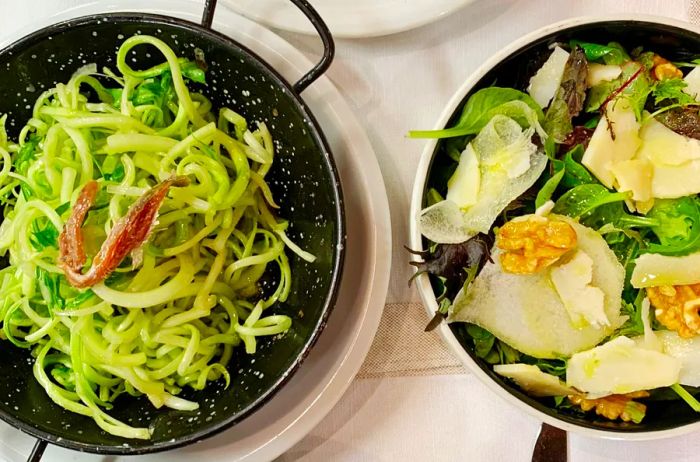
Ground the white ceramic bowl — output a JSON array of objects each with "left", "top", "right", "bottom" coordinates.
[{"left": 410, "top": 14, "right": 700, "bottom": 440}]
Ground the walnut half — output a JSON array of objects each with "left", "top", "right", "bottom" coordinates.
[
  {"left": 569, "top": 391, "right": 649, "bottom": 423},
  {"left": 651, "top": 54, "right": 683, "bottom": 81},
  {"left": 647, "top": 284, "right": 700, "bottom": 338},
  {"left": 496, "top": 217, "right": 577, "bottom": 274}
]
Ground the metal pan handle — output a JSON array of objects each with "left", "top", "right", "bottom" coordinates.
[
  {"left": 27, "top": 439, "right": 48, "bottom": 462},
  {"left": 286, "top": 0, "right": 335, "bottom": 93},
  {"left": 200, "top": 0, "right": 335, "bottom": 94}
]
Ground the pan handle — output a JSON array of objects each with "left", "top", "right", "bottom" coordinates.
[
  {"left": 201, "top": 0, "right": 217, "bottom": 29},
  {"left": 27, "top": 439, "right": 47, "bottom": 462},
  {"left": 287, "top": 0, "right": 335, "bottom": 94},
  {"left": 199, "top": 0, "right": 335, "bottom": 94}
]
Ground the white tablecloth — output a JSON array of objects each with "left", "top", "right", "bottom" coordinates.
[
  {"left": 278, "top": 1, "right": 700, "bottom": 461},
  {"left": 2, "top": 1, "right": 700, "bottom": 461}
]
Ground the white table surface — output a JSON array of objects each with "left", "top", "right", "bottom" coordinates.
[{"left": 3, "top": 1, "right": 700, "bottom": 461}]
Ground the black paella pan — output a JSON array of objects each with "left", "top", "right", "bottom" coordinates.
[{"left": 0, "top": 0, "right": 345, "bottom": 459}]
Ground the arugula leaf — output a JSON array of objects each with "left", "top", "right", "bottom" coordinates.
[
  {"left": 461, "top": 324, "right": 522, "bottom": 365},
  {"left": 583, "top": 115, "right": 601, "bottom": 128},
  {"left": 523, "top": 357, "right": 567, "bottom": 378},
  {"left": 551, "top": 145, "right": 595, "bottom": 188},
  {"left": 535, "top": 169, "right": 564, "bottom": 209},
  {"left": 624, "top": 70, "right": 654, "bottom": 120},
  {"left": 455, "top": 88, "right": 543, "bottom": 130},
  {"left": 543, "top": 135, "right": 556, "bottom": 159},
  {"left": 552, "top": 184, "right": 629, "bottom": 219},
  {"left": 646, "top": 197, "right": 700, "bottom": 255},
  {"left": 673, "top": 57, "right": 700, "bottom": 68},
  {"left": 426, "top": 188, "right": 444, "bottom": 207},
  {"left": 534, "top": 146, "right": 595, "bottom": 219},
  {"left": 671, "top": 383, "right": 700, "bottom": 413},
  {"left": 580, "top": 201, "right": 657, "bottom": 231},
  {"left": 617, "top": 290, "right": 646, "bottom": 338},
  {"left": 570, "top": 40, "right": 630, "bottom": 65},
  {"left": 623, "top": 400, "right": 647, "bottom": 423},
  {"left": 408, "top": 87, "right": 543, "bottom": 139},
  {"left": 444, "top": 137, "right": 469, "bottom": 162},
  {"left": 552, "top": 181, "right": 656, "bottom": 233},
  {"left": 496, "top": 341, "right": 521, "bottom": 364},
  {"left": 466, "top": 324, "right": 496, "bottom": 358},
  {"left": 651, "top": 78, "right": 696, "bottom": 106}
]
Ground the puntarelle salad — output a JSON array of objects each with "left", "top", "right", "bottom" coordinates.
[
  {"left": 410, "top": 41, "right": 700, "bottom": 424},
  {"left": 0, "top": 36, "right": 313, "bottom": 439}
]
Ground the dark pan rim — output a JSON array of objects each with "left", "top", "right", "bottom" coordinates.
[
  {"left": 416, "top": 17, "right": 700, "bottom": 438},
  {"left": 0, "top": 11, "right": 346, "bottom": 455}
]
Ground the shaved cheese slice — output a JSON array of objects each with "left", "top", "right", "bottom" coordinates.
[
  {"left": 446, "top": 144, "right": 480, "bottom": 209},
  {"left": 636, "top": 117, "right": 700, "bottom": 198},
  {"left": 418, "top": 200, "right": 471, "bottom": 244},
  {"left": 494, "top": 364, "right": 575, "bottom": 397},
  {"left": 550, "top": 250, "right": 608, "bottom": 328},
  {"left": 640, "top": 297, "right": 662, "bottom": 352},
  {"left": 419, "top": 116, "right": 547, "bottom": 244},
  {"left": 582, "top": 98, "right": 641, "bottom": 188},
  {"left": 631, "top": 251, "right": 700, "bottom": 288},
  {"left": 684, "top": 66, "right": 700, "bottom": 101},
  {"left": 566, "top": 336, "right": 680, "bottom": 395},
  {"left": 449, "top": 216, "right": 625, "bottom": 358},
  {"left": 637, "top": 117, "right": 700, "bottom": 167},
  {"left": 647, "top": 331, "right": 700, "bottom": 387},
  {"left": 609, "top": 158, "right": 653, "bottom": 202},
  {"left": 527, "top": 46, "right": 569, "bottom": 108},
  {"left": 473, "top": 116, "right": 537, "bottom": 179},
  {"left": 648, "top": 161, "right": 700, "bottom": 199},
  {"left": 587, "top": 63, "right": 622, "bottom": 87}
]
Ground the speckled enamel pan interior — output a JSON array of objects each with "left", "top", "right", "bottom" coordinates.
[{"left": 0, "top": 13, "right": 344, "bottom": 454}]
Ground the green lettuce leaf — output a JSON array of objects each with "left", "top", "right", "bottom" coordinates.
[
  {"left": 409, "top": 87, "right": 544, "bottom": 139},
  {"left": 646, "top": 197, "right": 700, "bottom": 255},
  {"left": 570, "top": 40, "right": 630, "bottom": 65}
]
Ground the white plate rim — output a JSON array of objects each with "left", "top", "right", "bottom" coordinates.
[
  {"left": 409, "top": 13, "right": 700, "bottom": 441},
  {"left": 0, "top": 1, "right": 392, "bottom": 460},
  {"left": 220, "top": 0, "right": 476, "bottom": 39}
]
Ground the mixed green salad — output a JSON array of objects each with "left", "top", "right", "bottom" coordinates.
[{"left": 411, "top": 40, "right": 700, "bottom": 424}]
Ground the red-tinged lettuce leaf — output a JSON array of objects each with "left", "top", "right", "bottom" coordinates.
[
  {"left": 656, "top": 106, "right": 700, "bottom": 140},
  {"left": 544, "top": 47, "right": 588, "bottom": 142},
  {"left": 408, "top": 233, "right": 494, "bottom": 299}
]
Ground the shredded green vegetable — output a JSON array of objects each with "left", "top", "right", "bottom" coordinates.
[{"left": 0, "top": 35, "right": 311, "bottom": 439}]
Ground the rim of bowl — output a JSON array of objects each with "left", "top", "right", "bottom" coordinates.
[{"left": 409, "top": 13, "right": 700, "bottom": 441}]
